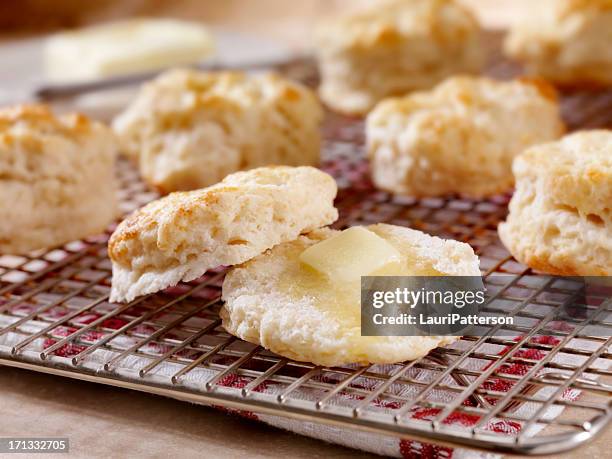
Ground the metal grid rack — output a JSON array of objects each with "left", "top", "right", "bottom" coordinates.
[{"left": 1, "top": 60, "right": 612, "bottom": 456}]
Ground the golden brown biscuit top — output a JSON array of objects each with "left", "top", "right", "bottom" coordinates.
[
  {"left": 108, "top": 166, "right": 337, "bottom": 265},
  {"left": 0, "top": 104, "right": 116, "bottom": 184},
  {"left": 367, "top": 76, "right": 560, "bottom": 122},
  {"left": 129, "top": 68, "right": 318, "bottom": 114},
  {"left": 314, "top": 0, "right": 480, "bottom": 50},
  {"left": 108, "top": 185, "right": 234, "bottom": 261},
  {"left": 515, "top": 130, "right": 612, "bottom": 219},
  {"left": 557, "top": 0, "right": 612, "bottom": 17},
  {"left": 112, "top": 69, "right": 322, "bottom": 151},
  {"left": 0, "top": 104, "right": 96, "bottom": 138},
  {"left": 507, "top": 0, "right": 612, "bottom": 31}
]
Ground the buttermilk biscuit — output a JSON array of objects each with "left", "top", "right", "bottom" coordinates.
[
  {"left": 499, "top": 131, "right": 612, "bottom": 276},
  {"left": 314, "top": 0, "right": 484, "bottom": 115},
  {"left": 113, "top": 69, "right": 323, "bottom": 193},
  {"left": 108, "top": 166, "right": 338, "bottom": 302},
  {"left": 505, "top": 0, "right": 612, "bottom": 86},
  {"left": 221, "top": 224, "right": 480, "bottom": 367},
  {"left": 0, "top": 105, "right": 117, "bottom": 255},
  {"left": 366, "top": 76, "right": 565, "bottom": 198}
]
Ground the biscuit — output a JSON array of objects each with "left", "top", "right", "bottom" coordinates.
[
  {"left": 366, "top": 76, "right": 565, "bottom": 197},
  {"left": 504, "top": 0, "right": 612, "bottom": 86},
  {"left": 108, "top": 166, "right": 338, "bottom": 302},
  {"left": 113, "top": 69, "right": 323, "bottom": 193},
  {"left": 221, "top": 224, "right": 481, "bottom": 367},
  {"left": 499, "top": 130, "right": 612, "bottom": 276},
  {"left": 314, "top": 0, "right": 484, "bottom": 115},
  {"left": 0, "top": 105, "right": 118, "bottom": 254}
]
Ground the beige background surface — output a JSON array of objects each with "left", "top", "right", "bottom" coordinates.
[{"left": 0, "top": 1, "right": 610, "bottom": 458}]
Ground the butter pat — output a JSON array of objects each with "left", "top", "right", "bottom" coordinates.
[
  {"left": 44, "top": 18, "right": 215, "bottom": 82},
  {"left": 299, "top": 227, "right": 401, "bottom": 283}
]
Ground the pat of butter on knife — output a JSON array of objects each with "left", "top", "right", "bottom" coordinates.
[
  {"left": 299, "top": 227, "right": 401, "bottom": 283},
  {"left": 44, "top": 18, "right": 215, "bottom": 82}
]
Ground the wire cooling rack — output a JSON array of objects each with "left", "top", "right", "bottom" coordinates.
[{"left": 1, "top": 55, "right": 612, "bottom": 455}]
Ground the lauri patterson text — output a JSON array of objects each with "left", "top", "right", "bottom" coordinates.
[{"left": 372, "top": 313, "right": 513, "bottom": 326}]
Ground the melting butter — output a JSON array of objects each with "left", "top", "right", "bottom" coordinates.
[
  {"left": 281, "top": 228, "right": 441, "bottom": 331},
  {"left": 299, "top": 227, "right": 401, "bottom": 283}
]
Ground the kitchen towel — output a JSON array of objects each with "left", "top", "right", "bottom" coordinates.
[{"left": 0, "top": 307, "right": 604, "bottom": 459}]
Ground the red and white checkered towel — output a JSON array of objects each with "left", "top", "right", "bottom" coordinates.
[{"left": 2, "top": 307, "right": 603, "bottom": 459}]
